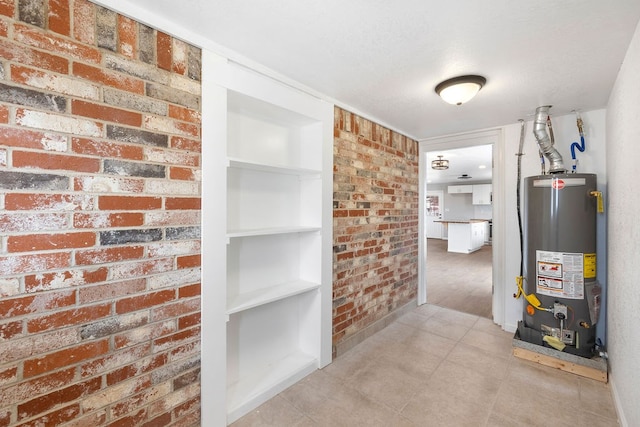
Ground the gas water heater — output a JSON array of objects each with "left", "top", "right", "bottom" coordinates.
[
  {"left": 519, "top": 174, "right": 600, "bottom": 357},
  {"left": 516, "top": 106, "right": 601, "bottom": 358}
]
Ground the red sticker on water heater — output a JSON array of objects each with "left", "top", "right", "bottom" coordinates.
[{"left": 552, "top": 179, "right": 565, "bottom": 189}]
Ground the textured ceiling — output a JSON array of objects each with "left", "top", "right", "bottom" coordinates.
[{"left": 94, "top": 0, "right": 640, "bottom": 140}]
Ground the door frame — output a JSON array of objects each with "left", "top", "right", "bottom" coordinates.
[{"left": 417, "top": 129, "right": 506, "bottom": 328}]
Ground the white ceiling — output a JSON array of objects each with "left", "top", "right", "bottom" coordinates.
[
  {"left": 95, "top": 0, "right": 640, "bottom": 141},
  {"left": 427, "top": 144, "right": 492, "bottom": 185}
]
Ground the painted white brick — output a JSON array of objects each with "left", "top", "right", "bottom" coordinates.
[
  {"left": 0, "top": 328, "right": 78, "bottom": 364},
  {"left": 0, "top": 278, "right": 20, "bottom": 297},
  {"left": 74, "top": 212, "right": 110, "bottom": 228},
  {"left": 147, "top": 240, "right": 200, "bottom": 257},
  {"left": 173, "top": 39, "right": 188, "bottom": 70},
  {"left": 104, "top": 53, "right": 170, "bottom": 85},
  {"left": 80, "top": 330, "right": 148, "bottom": 374},
  {"left": 40, "top": 133, "right": 69, "bottom": 152},
  {"left": 81, "top": 376, "right": 150, "bottom": 412},
  {"left": 104, "top": 88, "right": 168, "bottom": 116},
  {"left": 145, "top": 211, "right": 201, "bottom": 226},
  {"left": 143, "top": 115, "right": 192, "bottom": 136},
  {"left": 27, "top": 269, "right": 103, "bottom": 292},
  {"left": 169, "top": 74, "right": 200, "bottom": 96},
  {"left": 145, "top": 147, "right": 197, "bottom": 166},
  {"left": 148, "top": 268, "right": 200, "bottom": 290},
  {"left": 168, "top": 341, "right": 200, "bottom": 363},
  {"left": 16, "top": 110, "right": 102, "bottom": 137},
  {"left": 77, "top": 176, "right": 142, "bottom": 193},
  {"left": 145, "top": 179, "right": 198, "bottom": 196},
  {"left": 150, "top": 381, "right": 199, "bottom": 414},
  {"left": 18, "top": 70, "right": 100, "bottom": 100},
  {"left": 110, "top": 258, "right": 174, "bottom": 281},
  {"left": 116, "top": 320, "right": 176, "bottom": 350},
  {"left": 59, "top": 195, "right": 96, "bottom": 211}
]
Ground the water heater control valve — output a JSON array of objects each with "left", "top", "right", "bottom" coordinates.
[{"left": 553, "top": 303, "right": 568, "bottom": 320}]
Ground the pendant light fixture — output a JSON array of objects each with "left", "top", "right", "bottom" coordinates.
[
  {"left": 435, "top": 75, "right": 486, "bottom": 105},
  {"left": 431, "top": 155, "right": 449, "bottom": 170}
]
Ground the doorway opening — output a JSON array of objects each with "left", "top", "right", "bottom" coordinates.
[
  {"left": 426, "top": 231, "right": 493, "bottom": 318},
  {"left": 418, "top": 129, "right": 505, "bottom": 325},
  {"left": 426, "top": 145, "right": 493, "bottom": 318}
]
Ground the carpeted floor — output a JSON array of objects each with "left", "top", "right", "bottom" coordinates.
[{"left": 426, "top": 238, "right": 493, "bottom": 319}]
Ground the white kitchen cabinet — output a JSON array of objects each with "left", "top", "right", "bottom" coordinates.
[
  {"left": 447, "top": 184, "right": 473, "bottom": 194},
  {"left": 483, "top": 221, "right": 491, "bottom": 244},
  {"left": 472, "top": 184, "right": 492, "bottom": 205},
  {"left": 470, "top": 221, "right": 486, "bottom": 250},
  {"left": 445, "top": 221, "right": 486, "bottom": 253},
  {"left": 202, "top": 50, "right": 333, "bottom": 425}
]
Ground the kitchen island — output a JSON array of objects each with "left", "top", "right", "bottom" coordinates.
[{"left": 435, "top": 219, "right": 488, "bottom": 254}]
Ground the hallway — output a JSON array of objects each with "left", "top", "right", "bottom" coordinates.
[{"left": 232, "top": 304, "right": 617, "bottom": 426}]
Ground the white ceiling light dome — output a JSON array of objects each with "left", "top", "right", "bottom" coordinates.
[{"left": 435, "top": 75, "right": 487, "bottom": 105}]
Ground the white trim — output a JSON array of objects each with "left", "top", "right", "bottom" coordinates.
[
  {"left": 200, "top": 50, "right": 228, "bottom": 426},
  {"left": 418, "top": 128, "right": 506, "bottom": 328},
  {"left": 609, "top": 374, "right": 628, "bottom": 427},
  {"left": 417, "top": 147, "right": 427, "bottom": 305}
]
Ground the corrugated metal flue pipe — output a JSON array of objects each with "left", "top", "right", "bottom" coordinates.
[{"left": 533, "top": 105, "right": 565, "bottom": 173}]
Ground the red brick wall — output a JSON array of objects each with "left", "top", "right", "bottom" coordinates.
[
  {"left": 333, "top": 107, "right": 419, "bottom": 351},
  {"left": 0, "top": 1, "right": 201, "bottom": 426}
]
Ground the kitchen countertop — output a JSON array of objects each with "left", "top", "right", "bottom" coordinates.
[{"left": 435, "top": 219, "right": 488, "bottom": 254}]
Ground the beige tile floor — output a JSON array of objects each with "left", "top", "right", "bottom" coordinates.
[{"left": 231, "top": 304, "right": 618, "bottom": 426}]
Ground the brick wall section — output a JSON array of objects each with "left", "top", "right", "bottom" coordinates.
[
  {"left": 0, "top": 1, "right": 202, "bottom": 426},
  {"left": 333, "top": 107, "right": 419, "bottom": 353}
]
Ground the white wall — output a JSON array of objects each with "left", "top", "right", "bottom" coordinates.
[
  {"left": 605, "top": 19, "right": 640, "bottom": 427},
  {"left": 499, "top": 109, "right": 607, "bottom": 333},
  {"left": 441, "top": 182, "right": 492, "bottom": 221},
  {"left": 473, "top": 203, "right": 492, "bottom": 220},
  {"left": 444, "top": 192, "right": 474, "bottom": 220}
]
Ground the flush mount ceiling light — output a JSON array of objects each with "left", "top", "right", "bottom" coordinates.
[
  {"left": 435, "top": 75, "right": 487, "bottom": 105},
  {"left": 431, "top": 155, "right": 449, "bottom": 170}
]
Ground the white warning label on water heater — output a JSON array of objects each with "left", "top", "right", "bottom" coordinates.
[{"left": 536, "top": 250, "right": 584, "bottom": 299}]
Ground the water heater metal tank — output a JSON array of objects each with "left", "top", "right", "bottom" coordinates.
[{"left": 519, "top": 173, "right": 599, "bottom": 357}]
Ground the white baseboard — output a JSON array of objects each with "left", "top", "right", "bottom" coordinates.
[
  {"left": 609, "top": 374, "right": 628, "bottom": 427},
  {"left": 503, "top": 321, "right": 518, "bottom": 334}
]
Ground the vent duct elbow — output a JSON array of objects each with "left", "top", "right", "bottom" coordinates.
[{"left": 533, "top": 105, "right": 565, "bottom": 174}]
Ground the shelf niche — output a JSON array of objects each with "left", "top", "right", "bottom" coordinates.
[{"left": 202, "top": 50, "right": 333, "bottom": 426}]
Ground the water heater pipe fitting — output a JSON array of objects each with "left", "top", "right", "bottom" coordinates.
[{"left": 533, "top": 105, "right": 566, "bottom": 173}]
